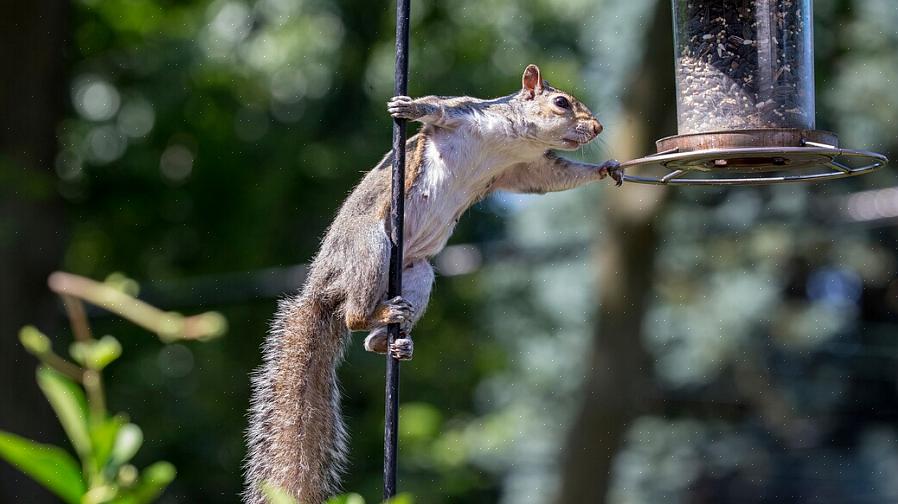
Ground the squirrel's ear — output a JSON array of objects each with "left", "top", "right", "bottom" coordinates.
[{"left": 521, "top": 64, "right": 543, "bottom": 99}]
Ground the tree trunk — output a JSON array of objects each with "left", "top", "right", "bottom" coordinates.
[
  {"left": 0, "top": 1, "right": 69, "bottom": 502},
  {"left": 555, "top": 0, "right": 675, "bottom": 502}
]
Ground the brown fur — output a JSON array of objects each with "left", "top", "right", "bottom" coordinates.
[
  {"left": 243, "top": 64, "right": 619, "bottom": 504},
  {"left": 373, "top": 134, "right": 427, "bottom": 220}
]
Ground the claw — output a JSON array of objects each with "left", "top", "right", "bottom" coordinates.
[
  {"left": 604, "top": 160, "right": 623, "bottom": 187},
  {"left": 379, "top": 296, "right": 413, "bottom": 330},
  {"left": 387, "top": 96, "right": 419, "bottom": 120},
  {"left": 390, "top": 337, "right": 414, "bottom": 361}
]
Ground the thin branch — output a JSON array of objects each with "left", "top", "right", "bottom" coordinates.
[
  {"left": 82, "top": 370, "right": 106, "bottom": 417},
  {"left": 61, "top": 294, "right": 93, "bottom": 342},
  {"left": 21, "top": 341, "right": 86, "bottom": 383},
  {"left": 47, "top": 272, "right": 226, "bottom": 342},
  {"left": 19, "top": 326, "right": 85, "bottom": 382},
  {"left": 42, "top": 352, "right": 86, "bottom": 383}
]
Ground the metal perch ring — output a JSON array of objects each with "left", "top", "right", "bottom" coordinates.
[{"left": 621, "top": 142, "right": 888, "bottom": 186}]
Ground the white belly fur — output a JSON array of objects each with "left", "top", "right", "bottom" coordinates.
[{"left": 401, "top": 130, "right": 511, "bottom": 264}]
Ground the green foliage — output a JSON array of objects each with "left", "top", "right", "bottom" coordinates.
[
  {"left": 261, "top": 485, "right": 413, "bottom": 504},
  {"left": 325, "top": 494, "right": 367, "bottom": 504},
  {"left": 58, "top": 0, "right": 523, "bottom": 500},
  {"left": 36, "top": 366, "right": 92, "bottom": 459},
  {"left": 126, "top": 462, "right": 177, "bottom": 503},
  {"left": 0, "top": 274, "right": 224, "bottom": 503},
  {"left": 261, "top": 483, "right": 299, "bottom": 504},
  {"left": 0, "top": 431, "right": 86, "bottom": 503},
  {"left": 71, "top": 335, "right": 123, "bottom": 370},
  {"left": 43, "top": 0, "right": 898, "bottom": 502}
]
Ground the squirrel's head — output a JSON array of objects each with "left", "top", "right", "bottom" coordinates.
[{"left": 518, "top": 64, "right": 604, "bottom": 151}]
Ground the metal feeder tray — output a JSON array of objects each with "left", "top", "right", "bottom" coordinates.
[
  {"left": 621, "top": 129, "right": 888, "bottom": 186},
  {"left": 622, "top": 0, "right": 890, "bottom": 186}
]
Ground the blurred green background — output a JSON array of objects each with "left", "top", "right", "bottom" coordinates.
[{"left": 3, "top": 0, "right": 898, "bottom": 502}]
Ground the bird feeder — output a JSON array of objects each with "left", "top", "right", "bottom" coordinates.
[{"left": 621, "top": 0, "right": 888, "bottom": 186}]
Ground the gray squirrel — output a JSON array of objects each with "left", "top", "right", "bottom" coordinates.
[{"left": 243, "top": 64, "right": 622, "bottom": 504}]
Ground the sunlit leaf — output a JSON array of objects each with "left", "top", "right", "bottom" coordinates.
[
  {"left": 83, "top": 484, "right": 117, "bottom": 504},
  {"left": 126, "top": 461, "right": 176, "bottom": 504},
  {"left": 325, "top": 492, "right": 365, "bottom": 504},
  {"left": 110, "top": 423, "right": 143, "bottom": 466},
  {"left": 399, "top": 402, "right": 442, "bottom": 443},
  {"left": 384, "top": 493, "right": 414, "bottom": 504},
  {"left": 70, "top": 335, "right": 123, "bottom": 370},
  {"left": 104, "top": 272, "right": 140, "bottom": 297},
  {"left": 0, "top": 430, "right": 86, "bottom": 503},
  {"left": 262, "top": 482, "right": 299, "bottom": 504},
  {"left": 19, "top": 325, "right": 51, "bottom": 355},
  {"left": 117, "top": 463, "right": 139, "bottom": 487},
  {"left": 90, "top": 414, "right": 125, "bottom": 469},
  {"left": 36, "top": 366, "right": 91, "bottom": 459}
]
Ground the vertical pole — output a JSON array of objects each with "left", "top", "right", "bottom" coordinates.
[{"left": 385, "top": 0, "right": 410, "bottom": 500}]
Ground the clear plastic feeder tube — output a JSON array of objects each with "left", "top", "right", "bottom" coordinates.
[{"left": 673, "top": 0, "right": 815, "bottom": 135}]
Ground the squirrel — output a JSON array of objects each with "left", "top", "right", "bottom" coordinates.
[{"left": 243, "top": 64, "right": 622, "bottom": 504}]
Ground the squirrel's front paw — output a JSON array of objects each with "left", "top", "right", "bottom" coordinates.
[
  {"left": 390, "top": 338, "right": 414, "bottom": 361},
  {"left": 604, "top": 160, "right": 624, "bottom": 187},
  {"left": 387, "top": 96, "right": 422, "bottom": 120}
]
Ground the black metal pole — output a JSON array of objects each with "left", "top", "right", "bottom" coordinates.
[{"left": 385, "top": 0, "right": 410, "bottom": 500}]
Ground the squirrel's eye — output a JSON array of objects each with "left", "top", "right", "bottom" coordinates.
[{"left": 553, "top": 96, "right": 571, "bottom": 109}]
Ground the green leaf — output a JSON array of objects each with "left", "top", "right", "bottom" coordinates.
[
  {"left": 383, "top": 493, "right": 414, "bottom": 504},
  {"left": 36, "top": 366, "right": 91, "bottom": 459},
  {"left": 104, "top": 272, "right": 141, "bottom": 297},
  {"left": 325, "top": 493, "right": 367, "bottom": 504},
  {"left": 127, "top": 461, "right": 176, "bottom": 504},
  {"left": 83, "top": 484, "right": 117, "bottom": 504},
  {"left": 90, "top": 414, "right": 125, "bottom": 470},
  {"left": 262, "top": 482, "right": 299, "bottom": 504},
  {"left": 19, "top": 325, "right": 51, "bottom": 355},
  {"left": 399, "top": 402, "right": 442, "bottom": 443},
  {"left": 110, "top": 423, "right": 143, "bottom": 466},
  {"left": 0, "top": 430, "right": 86, "bottom": 503},
  {"left": 70, "top": 335, "right": 122, "bottom": 371}
]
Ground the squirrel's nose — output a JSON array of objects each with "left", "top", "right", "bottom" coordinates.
[{"left": 592, "top": 120, "right": 603, "bottom": 136}]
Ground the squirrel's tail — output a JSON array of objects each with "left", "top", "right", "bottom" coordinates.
[{"left": 243, "top": 295, "right": 348, "bottom": 504}]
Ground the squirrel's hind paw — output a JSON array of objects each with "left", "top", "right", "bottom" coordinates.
[
  {"left": 364, "top": 330, "right": 414, "bottom": 361},
  {"left": 390, "top": 338, "right": 414, "bottom": 361},
  {"left": 364, "top": 328, "right": 388, "bottom": 354}
]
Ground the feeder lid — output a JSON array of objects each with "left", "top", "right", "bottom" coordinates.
[{"left": 621, "top": 129, "right": 888, "bottom": 186}]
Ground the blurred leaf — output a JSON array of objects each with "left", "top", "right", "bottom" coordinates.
[
  {"left": 262, "top": 482, "right": 299, "bottom": 504},
  {"left": 125, "top": 461, "right": 176, "bottom": 504},
  {"left": 0, "top": 430, "right": 86, "bottom": 503},
  {"left": 325, "top": 493, "right": 365, "bottom": 504},
  {"left": 110, "top": 423, "right": 143, "bottom": 466},
  {"left": 71, "top": 335, "right": 123, "bottom": 370},
  {"left": 399, "top": 402, "right": 442, "bottom": 443},
  {"left": 104, "top": 272, "right": 140, "bottom": 297},
  {"left": 187, "top": 311, "right": 229, "bottom": 341},
  {"left": 117, "top": 463, "right": 139, "bottom": 487},
  {"left": 36, "top": 366, "right": 91, "bottom": 459},
  {"left": 90, "top": 414, "right": 125, "bottom": 470},
  {"left": 384, "top": 493, "right": 414, "bottom": 504},
  {"left": 19, "top": 325, "right": 51, "bottom": 355},
  {"left": 92, "top": 335, "right": 123, "bottom": 369},
  {"left": 83, "top": 484, "right": 117, "bottom": 504}
]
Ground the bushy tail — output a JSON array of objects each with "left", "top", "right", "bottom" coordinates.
[{"left": 244, "top": 295, "right": 349, "bottom": 504}]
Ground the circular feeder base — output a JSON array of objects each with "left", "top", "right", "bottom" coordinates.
[{"left": 621, "top": 129, "right": 887, "bottom": 186}]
